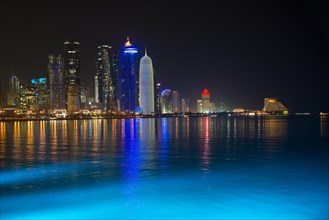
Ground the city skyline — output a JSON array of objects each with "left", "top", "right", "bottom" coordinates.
[{"left": 1, "top": 0, "right": 328, "bottom": 113}]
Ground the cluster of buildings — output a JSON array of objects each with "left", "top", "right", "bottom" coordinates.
[
  {"left": 0, "top": 37, "right": 203, "bottom": 118},
  {"left": 0, "top": 37, "right": 290, "bottom": 119}
]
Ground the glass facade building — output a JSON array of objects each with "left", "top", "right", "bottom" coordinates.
[{"left": 96, "top": 45, "right": 116, "bottom": 112}]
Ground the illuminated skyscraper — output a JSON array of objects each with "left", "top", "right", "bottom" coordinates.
[
  {"left": 48, "top": 55, "right": 65, "bottom": 109},
  {"left": 111, "top": 52, "right": 120, "bottom": 110},
  {"left": 96, "top": 44, "right": 116, "bottom": 112},
  {"left": 155, "top": 82, "right": 162, "bottom": 114},
  {"left": 94, "top": 75, "right": 99, "bottom": 103},
  {"left": 80, "top": 84, "right": 88, "bottom": 105},
  {"left": 6, "top": 74, "right": 20, "bottom": 106},
  {"left": 197, "top": 99, "right": 202, "bottom": 113},
  {"left": 160, "top": 89, "right": 172, "bottom": 114},
  {"left": 182, "top": 98, "right": 190, "bottom": 112},
  {"left": 139, "top": 49, "right": 154, "bottom": 115},
  {"left": 172, "top": 90, "right": 181, "bottom": 113},
  {"left": 120, "top": 37, "right": 138, "bottom": 112},
  {"left": 20, "top": 84, "right": 36, "bottom": 110},
  {"left": 31, "top": 78, "right": 49, "bottom": 111},
  {"left": 64, "top": 41, "right": 81, "bottom": 114},
  {"left": 201, "top": 88, "right": 210, "bottom": 113},
  {"left": 9, "top": 74, "right": 20, "bottom": 93}
]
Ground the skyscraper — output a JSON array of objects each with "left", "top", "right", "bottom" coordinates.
[
  {"left": 172, "top": 90, "right": 181, "bottom": 113},
  {"left": 48, "top": 55, "right": 65, "bottom": 109},
  {"left": 197, "top": 99, "right": 202, "bottom": 113},
  {"left": 64, "top": 41, "right": 81, "bottom": 114},
  {"left": 120, "top": 37, "right": 138, "bottom": 112},
  {"left": 182, "top": 98, "right": 190, "bottom": 112},
  {"left": 201, "top": 88, "right": 210, "bottom": 113},
  {"left": 96, "top": 44, "right": 116, "bottom": 112},
  {"left": 31, "top": 77, "right": 49, "bottom": 111},
  {"left": 20, "top": 84, "right": 36, "bottom": 110},
  {"left": 6, "top": 74, "right": 20, "bottom": 106},
  {"left": 155, "top": 82, "right": 162, "bottom": 114},
  {"left": 160, "top": 89, "right": 172, "bottom": 114},
  {"left": 111, "top": 51, "right": 120, "bottom": 111},
  {"left": 94, "top": 75, "right": 99, "bottom": 103},
  {"left": 80, "top": 84, "right": 88, "bottom": 105},
  {"left": 139, "top": 49, "right": 154, "bottom": 115},
  {"left": 9, "top": 74, "right": 20, "bottom": 93}
]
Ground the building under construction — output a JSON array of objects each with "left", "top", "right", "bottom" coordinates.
[{"left": 262, "top": 98, "right": 289, "bottom": 115}]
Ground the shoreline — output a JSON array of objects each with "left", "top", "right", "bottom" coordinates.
[{"left": 0, "top": 113, "right": 324, "bottom": 122}]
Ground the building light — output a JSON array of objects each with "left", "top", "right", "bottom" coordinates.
[{"left": 123, "top": 48, "right": 138, "bottom": 54}]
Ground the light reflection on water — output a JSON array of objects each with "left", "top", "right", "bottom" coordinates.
[{"left": 0, "top": 116, "right": 328, "bottom": 219}]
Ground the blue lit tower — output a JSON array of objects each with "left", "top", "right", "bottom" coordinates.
[
  {"left": 139, "top": 49, "right": 154, "bottom": 115},
  {"left": 120, "top": 37, "right": 138, "bottom": 112}
]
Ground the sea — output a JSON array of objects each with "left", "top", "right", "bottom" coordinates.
[{"left": 0, "top": 116, "right": 328, "bottom": 219}]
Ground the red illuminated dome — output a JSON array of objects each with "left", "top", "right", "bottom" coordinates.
[{"left": 202, "top": 89, "right": 210, "bottom": 97}]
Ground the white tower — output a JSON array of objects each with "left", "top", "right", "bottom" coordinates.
[{"left": 139, "top": 48, "right": 154, "bottom": 115}]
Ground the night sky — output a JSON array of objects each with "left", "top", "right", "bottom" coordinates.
[{"left": 1, "top": 0, "right": 328, "bottom": 113}]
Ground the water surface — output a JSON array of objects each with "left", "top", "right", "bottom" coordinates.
[{"left": 1, "top": 116, "right": 328, "bottom": 219}]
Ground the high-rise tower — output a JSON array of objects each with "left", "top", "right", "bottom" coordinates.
[
  {"left": 201, "top": 88, "right": 210, "bottom": 113},
  {"left": 155, "top": 82, "right": 162, "bottom": 114},
  {"left": 111, "top": 51, "right": 120, "bottom": 111},
  {"left": 120, "top": 37, "right": 138, "bottom": 112},
  {"left": 172, "top": 90, "right": 181, "bottom": 113},
  {"left": 64, "top": 41, "right": 81, "bottom": 114},
  {"left": 6, "top": 74, "right": 20, "bottom": 106},
  {"left": 9, "top": 74, "right": 20, "bottom": 93},
  {"left": 96, "top": 44, "right": 116, "bottom": 112},
  {"left": 160, "top": 89, "right": 172, "bottom": 114},
  {"left": 139, "top": 49, "right": 154, "bottom": 115},
  {"left": 94, "top": 75, "right": 99, "bottom": 103},
  {"left": 48, "top": 55, "right": 65, "bottom": 109}
]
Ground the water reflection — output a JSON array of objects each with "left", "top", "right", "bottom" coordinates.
[
  {"left": 201, "top": 117, "right": 211, "bottom": 170},
  {"left": 158, "top": 118, "right": 169, "bottom": 170},
  {"left": 201, "top": 117, "right": 212, "bottom": 191},
  {"left": 121, "top": 119, "right": 140, "bottom": 216},
  {"left": 0, "top": 116, "right": 328, "bottom": 219},
  {"left": 262, "top": 117, "right": 288, "bottom": 139},
  {"left": 320, "top": 116, "right": 328, "bottom": 137},
  {"left": 0, "top": 116, "right": 324, "bottom": 171}
]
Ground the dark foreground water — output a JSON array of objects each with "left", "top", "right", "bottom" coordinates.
[{"left": 0, "top": 116, "right": 328, "bottom": 219}]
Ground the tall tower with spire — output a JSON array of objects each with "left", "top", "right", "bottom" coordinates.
[
  {"left": 120, "top": 37, "right": 138, "bottom": 112},
  {"left": 139, "top": 48, "right": 155, "bottom": 115}
]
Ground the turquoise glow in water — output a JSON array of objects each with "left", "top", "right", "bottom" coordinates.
[{"left": 0, "top": 116, "right": 328, "bottom": 219}]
